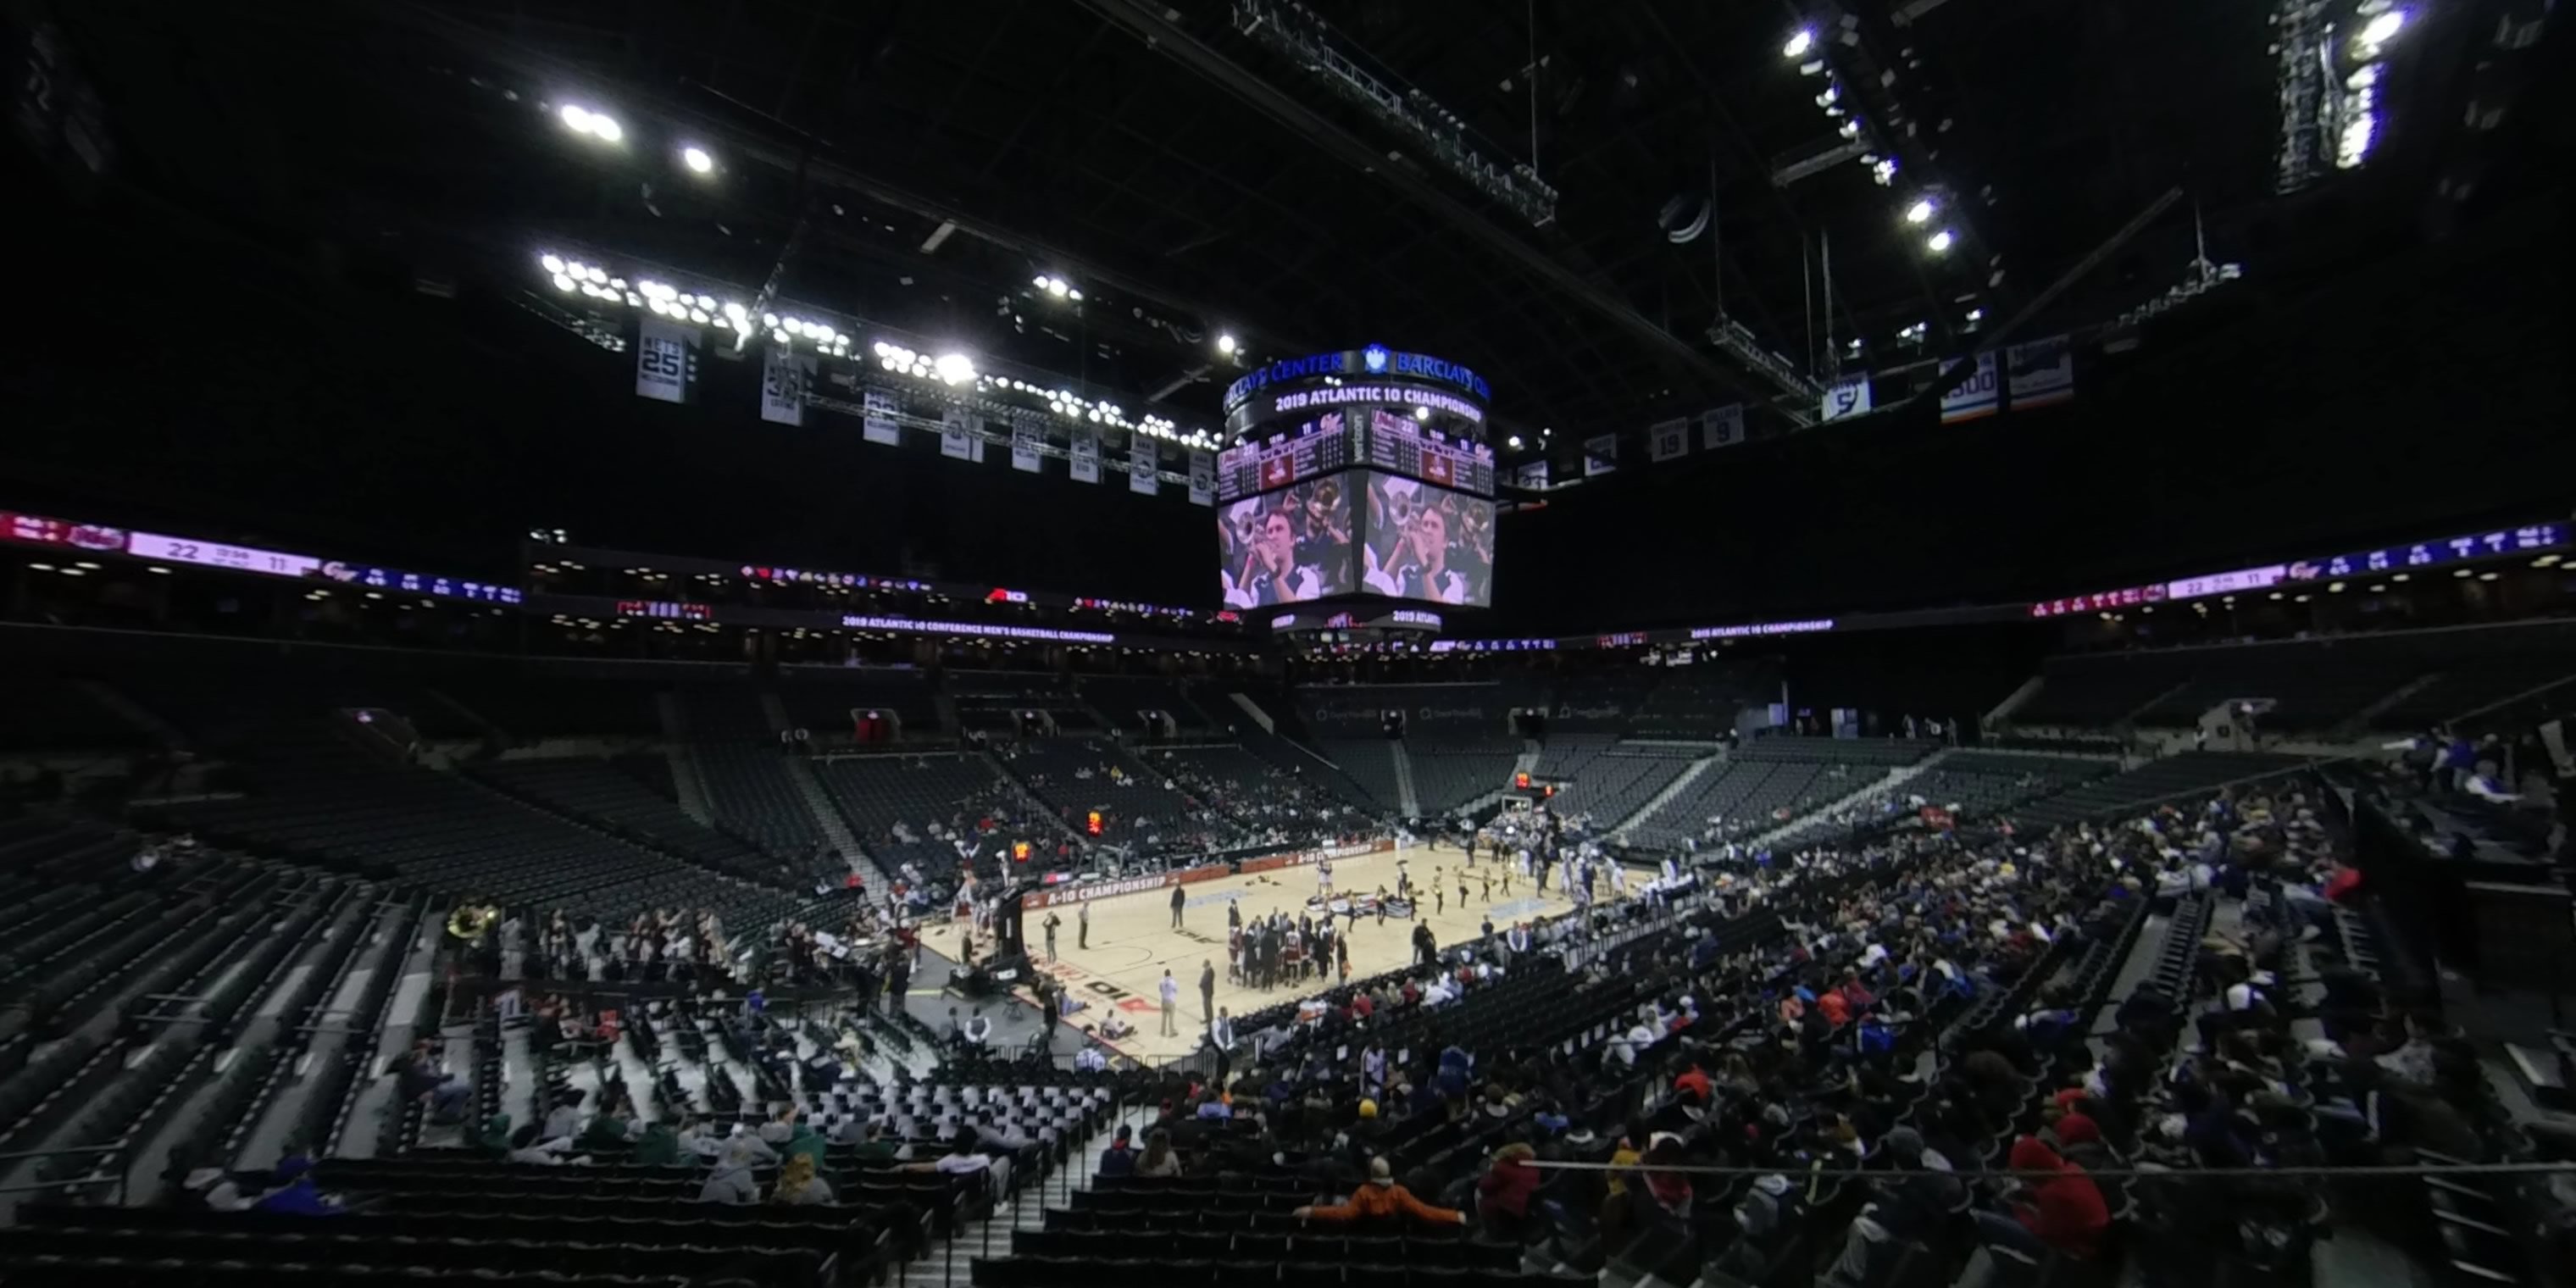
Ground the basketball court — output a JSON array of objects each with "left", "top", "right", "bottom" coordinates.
[{"left": 919, "top": 839, "right": 1607, "bottom": 1063}]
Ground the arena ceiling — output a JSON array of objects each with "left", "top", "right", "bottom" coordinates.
[{"left": 35, "top": 0, "right": 2471, "bottom": 445}]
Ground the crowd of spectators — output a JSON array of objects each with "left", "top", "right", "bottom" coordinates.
[
  {"left": 521, "top": 904, "right": 732, "bottom": 984},
  {"left": 1062, "top": 773, "right": 2526, "bottom": 1285}
]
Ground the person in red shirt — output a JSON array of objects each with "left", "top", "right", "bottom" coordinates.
[
  {"left": 1672, "top": 1059, "right": 1713, "bottom": 1106},
  {"left": 1476, "top": 1143, "right": 1542, "bottom": 1240},
  {"left": 1839, "top": 970, "right": 1875, "bottom": 1013},
  {"left": 1815, "top": 987, "right": 1852, "bottom": 1027},
  {"left": 1975, "top": 1135, "right": 2108, "bottom": 1259},
  {"left": 1351, "top": 992, "right": 1375, "bottom": 1020}
]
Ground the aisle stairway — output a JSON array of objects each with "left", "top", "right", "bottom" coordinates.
[
  {"left": 654, "top": 693, "right": 715, "bottom": 825},
  {"left": 1391, "top": 741, "right": 1423, "bottom": 817},
  {"left": 1611, "top": 752, "right": 1719, "bottom": 840}
]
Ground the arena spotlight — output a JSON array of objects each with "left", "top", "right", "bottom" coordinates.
[
  {"left": 1783, "top": 29, "right": 1814, "bottom": 58},
  {"left": 1216, "top": 333, "right": 1238, "bottom": 355},
  {"left": 680, "top": 145, "right": 714, "bottom": 174},
  {"left": 541, "top": 253, "right": 565, "bottom": 275},
  {"left": 1413, "top": 407, "right": 1431, "bottom": 421},
  {"left": 2355, "top": 8, "right": 2406, "bottom": 53},
  {"left": 1903, "top": 197, "right": 1937, "bottom": 225},
  {"left": 1925, "top": 229, "right": 1955, "bottom": 253},
  {"left": 1506, "top": 434, "right": 1524, "bottom": 449},
  {"left": 552, "top": 272, "right": 576, "bottom": 291},
  {"left": 933, "top": 353, "right": 977, "bottom": 386},
  {"left": 559, "top": 103, "right": 622, "bottom": 142}
]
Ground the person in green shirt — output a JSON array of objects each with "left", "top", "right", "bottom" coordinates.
[
  {"left": 849, "top": 1119, "right": 901, "bottom": 1167},
  {"left": 782, "top": 1118, "right": 830, "bottom": 1168},
  {"left": 577, "top": 1106, "right": 637, "bottom": 1154},
  {"left": 474, "top": 1113, "right": 513, "bottom": 1159},
  {"left": 631, "top": 1119, "right": 682, "bottom": 1166}
]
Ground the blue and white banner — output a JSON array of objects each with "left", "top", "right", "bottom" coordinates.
[
  {"left": 1516, "top": 459, "right": 1549, "bottom": 489},
  {"left": 1583, "top": 432, "right": 1618, "bottom": 477},
  {"left": 635, "top": 318, "right": 697, "bottom": 404},
  {"left": 1129, "top": 439, "right": 1158, "bottom": 495},
  {"left": 1702, "top": 403, "right": 1746, "bottom": 449},
  {"left": 1187, "top": 449, "right": 1215, "bottom": 507},
  {"left": 1069, "top": 427, "right": 1100, "bottom": 483},
  {"left": 940, "top": 408, "right": 974, "bottom": 460},
  {"left": 2006, "top": 335, "right": 2075, "bottom": 408},
  {"left": 1648, "top": 418, "right": 1690, "bottom": 463},
  {"left": 1010, "top": 412, "right": 1044, "bottom": 473},
  {"left": 861, "top": 389, "right": 902, "bottom": 446},
  {"left": 1821, "top": 376, "right": 1873, "bottom": 422},
  {"left": 758, "top": 347, "right": 812, "bottom": 425},
  {"left": 1939, "top": 352, "right": 2000, "bottom": 424}
]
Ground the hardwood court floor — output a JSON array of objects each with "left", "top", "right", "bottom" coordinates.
[{"left": 920, "top": 840, "right": 1605, "bottom": 1063}]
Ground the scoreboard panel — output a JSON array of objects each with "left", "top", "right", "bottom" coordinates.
[{"left": 1216, "top": 413, "right": 1352, "bottom": 502}]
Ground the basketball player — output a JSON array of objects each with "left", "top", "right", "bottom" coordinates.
[{"left": 1318, "top": 858, "right": 1334, "bottom": 897}]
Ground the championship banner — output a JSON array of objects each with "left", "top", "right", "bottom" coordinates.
[
  {"left": 1187, "top": 449, "right": 1215, "bottom": 507},
  {"left": 1939, "top": 352, "right": 2000, "bottom": 424},
  {"left": 2006, "top": 335, "right": 2075, "bottom": 408},
  {"left": 939, "top": 408, "right": 974, "bottom": 460},
  {"left": 1702, "top": 403, "right": 1746, "bottom": 450},
  {"left": 1821, "top": 375, "right": 1873, "bottom": 422},
  {"left": 1069, "top": 426, "right": 1100, "bottom": 483},
  {"left": 1583, "top": 432, "right": 1618, "bottom": 477},
  {"left": 1009, "top": 412, "right": 1044, "bottom": 473},
  {"left": 635, "top": 318, "right": 697, "bottom": 404},
  {"left": 759, "top": 348, "right": 813, "bottom": 426},
  {"left": 1647, "top": 418, "right": 1690, "bottom": 463},
  {"left": 1129, "top": 439, "right": 1158, "bottom": 495},
  {"left": 861, "top": 388, "right": 902, "bottom": 446},
  {"left": 1516, "top": 459, "right": 1550, "bottom": 489}
]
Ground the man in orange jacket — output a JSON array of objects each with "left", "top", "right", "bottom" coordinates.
[{"left": 1293, "top": 1157, "right": 1467, "bottom": 1224}]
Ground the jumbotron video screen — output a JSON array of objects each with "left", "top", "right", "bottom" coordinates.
[
  {"left": 1360, "top": 472, "right": 1494, "bottom": 607},
  {"left": 1219, "top": 475, "right": 1357, "bottom": 608},
  {"left": 1216, "top": 469, "right": 1494, "bottom": 608},
  {"left": 1216, "top": 346, "right": 1499, "bottom": 612}
]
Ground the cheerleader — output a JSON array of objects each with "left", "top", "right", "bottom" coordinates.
[{"left": 1317, "top": 858, "right": 1334, "bottom": 897}]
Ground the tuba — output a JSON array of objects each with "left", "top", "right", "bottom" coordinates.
[{"left": 447, "top": 902, "right": 499, "bottom": 941}]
